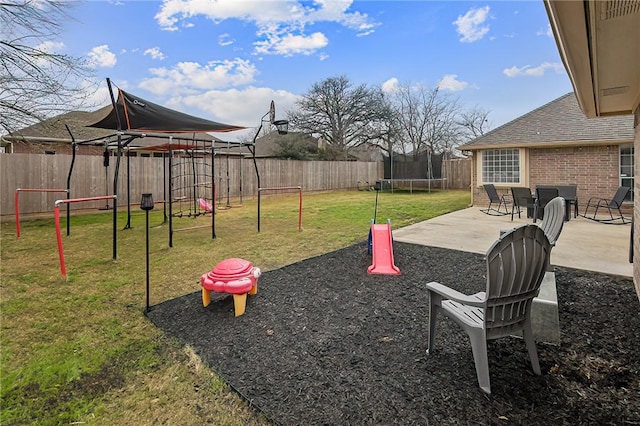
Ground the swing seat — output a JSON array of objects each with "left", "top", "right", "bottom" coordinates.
[{"left": 198, "top": 198, "right": 213, "bottom": 212}]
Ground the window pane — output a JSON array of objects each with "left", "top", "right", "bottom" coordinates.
[
  {"left": 620, "top": 144, "right": 634, "bottom": 201},
  {"left": 482, "top": 149, "right": 520, "bottom": 184}
]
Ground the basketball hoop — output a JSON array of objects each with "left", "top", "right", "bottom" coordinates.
[{"left": 273, "top": 120, "right": 289, "bottom": 135}]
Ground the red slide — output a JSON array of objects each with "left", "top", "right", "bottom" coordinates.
[{"left": 367, "top": 222, "right": 401, "bottom": 275}]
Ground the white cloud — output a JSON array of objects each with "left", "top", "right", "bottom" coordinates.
[
  {"left": 453, "top": 6, "right": 490, "bottom": 43},
  {"left": 138, "top": 58, "right": 258, "bottom": 95},
  {"left": 437, "top": 74, "right": 468, "bottom": 91},
  {"left": 87, "top": 45, "right": 117, "bottom": 68},
  {"left": 503, "top": 62, "right": 564, "bottom": 77},
  {"left": 255, "top": 31, "right": 328, "bottom": 56},
  {"left": 381, "top": 77, "right": 400, "bottom": 94},
  {"left": 537, "top": 24, "right": 553, "bottom": 37},
  {"left": 168, "top": 86, "right": 300, "bottom": 134},
  {"left": 35, "top": 41, "right": 65, "bottom": 53},
  {"left": 144, "top": 47, "right": 166, "bottom": 60},
  {"left": 154, "top": 0, "right": 378, "bottom": 56},
  {"left": 218, "top": 33, "right": 234, "bottom": 46}
]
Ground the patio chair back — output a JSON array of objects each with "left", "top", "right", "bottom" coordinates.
[
  {"left": 535, "top": 187, "right": 559, "bottom": 220},
  {"left": 510, "top": 187, "right": 535, "bottom": 221},
  {"left": 609, "top": 186, "right": 631, "bottom": 208},
  {"left": 484, "top": 184, "right": 501, "bottom": 202},
  {"left": 538, "top": 196, "right": 565, "bottom": 246},
  {"left": 484, "top": 225, "right": 551, "bottom": 339}
]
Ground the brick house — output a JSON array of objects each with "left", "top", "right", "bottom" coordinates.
[
  {"left": 0, "top": 107, "right": 223, "bottom": 157},
  {"left": 543, "top": 1, "right": 639, "bottom": 298},
  {"left": 458, "top": 92, "right": 635, "bottom": 213},
  {"left": 0, "top": 108, "right": 113, "bottom": 155}
]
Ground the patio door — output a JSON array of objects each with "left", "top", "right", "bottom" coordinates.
[{"left": 620, "top": 143, "right": 634, "bottom": 201}]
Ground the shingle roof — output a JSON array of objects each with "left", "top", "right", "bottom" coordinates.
[
  {"left": 459, "top": 93, "right": 634, "bottom": 150},
  {"left": 4, "top": 107, "right": 225, "bottom": 149},
  {"left": 8, "top": 108, "right": 114, "bottom": 141}
]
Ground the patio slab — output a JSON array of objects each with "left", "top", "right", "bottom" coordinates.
[{"left": 393, "top": 207, "right": 632, "bottom": 278}]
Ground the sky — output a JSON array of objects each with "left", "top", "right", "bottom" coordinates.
[{"left": 52, "top": 0, "right": 574, "bottom": 140}]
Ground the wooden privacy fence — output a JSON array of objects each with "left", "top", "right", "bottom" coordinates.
[
  {"left": 1, "top": 154, "right": 384, "bottom": 216},
  {"left": 442, "top": 157, "right": 472, "bottom": 190}
]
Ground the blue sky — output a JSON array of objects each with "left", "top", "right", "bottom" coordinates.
[{"left": 54, "top": 0, "right": 573, "bottom": 139}]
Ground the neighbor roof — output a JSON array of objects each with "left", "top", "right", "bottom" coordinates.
[
  {"left": 459, "top": 92, "right": 634, "bottom": 150},
  {"left": 3, "top": 107, "right": 233, "bottom": 150}
]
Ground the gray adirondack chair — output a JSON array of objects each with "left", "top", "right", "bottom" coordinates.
[
  {"left": 426, "top": 224, "right": 552, "bottom": 394},
  {"left": 538, "top": 196, "right": 565, "bottom": 247}
]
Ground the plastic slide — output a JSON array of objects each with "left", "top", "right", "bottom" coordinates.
[
  {"left": 198, "top": 198, "right": 213, "bottom": 212},
  {"left": 367, "top": 221, "right": 401, "bottom": 275}
]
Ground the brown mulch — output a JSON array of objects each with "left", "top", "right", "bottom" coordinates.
[{"left": 147, "top": 242, "right": 640, "bottom": 425}]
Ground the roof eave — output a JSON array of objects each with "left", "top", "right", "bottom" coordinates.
[
  {"left": 544, "top": 0, "right": 598, "bottom": 118},
  {"left": 458, "top": 138, "right": 634, "bottom": 151}
]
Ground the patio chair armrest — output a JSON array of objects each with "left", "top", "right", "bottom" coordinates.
[
  {"left": 586, "top": 196, "right": 606, "bottom": 205},
  {"left": 426, "top": 282, "right": 486, "bottom": 306}
]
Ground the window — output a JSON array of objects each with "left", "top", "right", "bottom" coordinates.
[
  {"left": 620, "top": 144, "right": 634, "bottom": 201},
  {"left": 481, "top": 149, "right": 521, "bottom": 184}
]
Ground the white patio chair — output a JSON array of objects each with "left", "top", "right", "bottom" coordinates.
[{"left": 426, "top": 224, "right": 552, "bottom": 394}]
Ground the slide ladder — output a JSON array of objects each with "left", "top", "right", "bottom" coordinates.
[{"left": 367, "top": 220, "right": 401, "bottom": 275}]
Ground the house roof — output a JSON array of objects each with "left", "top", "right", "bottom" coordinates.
[
  {"left": 224, "top": 131, "right": 318, "bottom": 158},
  {"left": 2, "top": 108, "right": 231, "bottom": 150},
  {"left": 459, "top": 92, "right": 634, "bottom": 151},
  {"left": 7, "top": 109, "right": 114, "bottom": 141}
]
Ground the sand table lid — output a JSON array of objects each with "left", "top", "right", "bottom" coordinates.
[{"left": 208, "top": 258, "right": 254, "bottom": 280}]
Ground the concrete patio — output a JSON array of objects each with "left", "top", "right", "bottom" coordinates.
[{"left": 394, "top": 207, "right": 633, "bottom": 278}]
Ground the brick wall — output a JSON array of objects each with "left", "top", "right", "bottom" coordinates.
[
  {"left": 634, "top": 108, "right": 639, "bottom": 299},
  {"left": 471, "top": 145, "right": 630, "bottom": 214},
  {"left": 10, "top": 140, "right": 103, "bottom": 156}
]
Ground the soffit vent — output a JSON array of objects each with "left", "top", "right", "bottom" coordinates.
[
  {"left": 602, "top": 0, "right": 640, "bottom": 20},
  {"left": 601, "top": 86, "right": 630, "bottom": 96}
]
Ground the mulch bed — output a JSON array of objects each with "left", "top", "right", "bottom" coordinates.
[{"left": 147, "top": 242, "right": 640, "bottom": 425}]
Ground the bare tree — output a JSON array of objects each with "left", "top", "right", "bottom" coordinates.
[
  {"left": 387, "top": 82, "right": 461, "bottom": 157},
  {"left": 457, "top": 105, "right": 491, "bottom": 141},
  {"left": 0, "top": 0, "right": 94, "bottom": 134},
  {"left": 287, "top": 75, "right": 388, "bottom": 160}
]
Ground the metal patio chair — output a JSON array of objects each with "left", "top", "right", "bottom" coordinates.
[
  {"left": 556, "top": 185, "right": 578, "bottom": 220},
  {"left": 534, "top": 187, "right": 559, "bottom": 222},
  {"left": 510, "top": 187, "right": 536, "bottom": 221},
  {"left": 582, "top": 186, "right": 631, "bottom": 224},
  {"left": 426, "top": 224, "right": 551, "bottom": 394},
  {"left": 481, "top": 184, "right": 511, "bottom": 216}
]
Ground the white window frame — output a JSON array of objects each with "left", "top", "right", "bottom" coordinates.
[
  {"left": 479, "top": 148, "right": 524, "bottom": 185},
  {"left": 620, "top": 143, "right": 634, "bottom": 201}
]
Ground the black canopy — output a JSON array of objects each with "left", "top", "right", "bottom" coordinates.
[{"left": 88, "top": 89, "right": 245, "bottom": 133}]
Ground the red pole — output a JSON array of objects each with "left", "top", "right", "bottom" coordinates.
[
  {"left": 54, "top": 205, "right": 67, "bottom": 279},
  {"left": 298, "top": 187, "right": 303, "bottom": 231},
  {"left": 15, "top": 188, "right": 68, "bottom": 238},
  {"left": 15, "top": 190, "right": 20, "bottom": 238},
  {"left": 53, "top": 195, "right": 116, "bottom": 278}
]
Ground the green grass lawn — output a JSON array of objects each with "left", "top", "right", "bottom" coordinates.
[{"left": 1, "top": 189, "right": 469, "bottom": 425}]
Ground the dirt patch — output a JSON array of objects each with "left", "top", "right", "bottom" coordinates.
[{"left": 147, "top": 242, "right": 640, "bottom": 425}]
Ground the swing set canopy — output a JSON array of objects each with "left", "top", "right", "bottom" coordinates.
[{"left": 88, "top": 89, "right": 246, "bottom": 133}]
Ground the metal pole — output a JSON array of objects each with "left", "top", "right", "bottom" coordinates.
[{"left": 145, "top": 209, "right": 150, "bottom": 312}]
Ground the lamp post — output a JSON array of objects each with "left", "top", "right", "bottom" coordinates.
[{"left": 140, "top": 193, "right": 154, "bottom": 313}]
